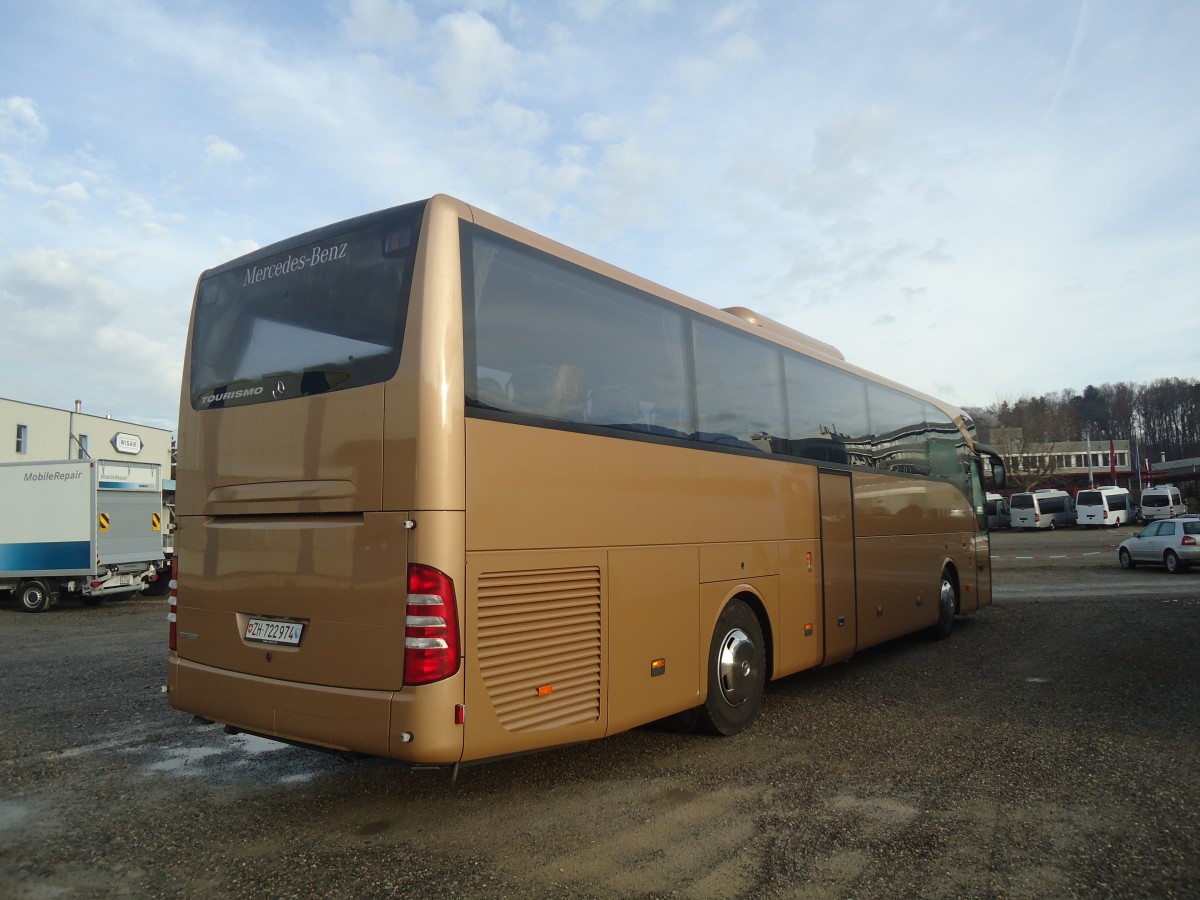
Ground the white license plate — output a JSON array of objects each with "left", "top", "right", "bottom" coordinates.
[{"left": 244, "top": 617, "right": 305, "bottom": 646}]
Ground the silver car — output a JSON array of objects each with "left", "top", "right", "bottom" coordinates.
[{"left": 1118, "top": 517, "right": 1200, "bottom": 574}]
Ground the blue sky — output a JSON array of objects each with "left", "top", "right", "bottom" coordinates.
[{"left": 1, "top": 0, "right": 1197, "bottom": 433}]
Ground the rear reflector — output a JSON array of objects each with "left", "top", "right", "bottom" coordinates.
[{"left": 167, "top": 558, "right": 178, "bottom": 651}]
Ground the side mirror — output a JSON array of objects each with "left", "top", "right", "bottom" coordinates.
[
  {"left": 975, "top": 443, "right": 1007, "bottom": 490},
  {"left": 991, "top": 457, "right": 1007, "bottom": 490}
]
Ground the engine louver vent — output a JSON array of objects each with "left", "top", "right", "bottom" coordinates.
[{"left": 477, "top": 566, "right": 602, "bottom": 732}]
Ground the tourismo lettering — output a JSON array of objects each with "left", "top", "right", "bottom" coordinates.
[{"left": 202, "top": 387, "right": 264, "bottom": 405}]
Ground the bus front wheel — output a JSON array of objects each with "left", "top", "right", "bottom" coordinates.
[{"left": 698, "top": 599, "right": 765, "bottom": 737}]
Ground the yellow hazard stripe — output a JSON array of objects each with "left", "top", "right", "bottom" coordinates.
[
  {"left": 152, "top": 512, "right": 161, "bottom": 531},
  {"left": 98, "top": 513, "right": 110, "bottom": 532}
]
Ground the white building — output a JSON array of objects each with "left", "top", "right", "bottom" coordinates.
[{"left": 1, "top": 397, "right": 173, "bottom": 476}]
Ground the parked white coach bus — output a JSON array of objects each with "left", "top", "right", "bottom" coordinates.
[
  {"left": 1010, "top": 489, "right": 1075, "bottom": 530},
  {"left": 1076, "top": 486, "right": 1135, "bottom": 528}
]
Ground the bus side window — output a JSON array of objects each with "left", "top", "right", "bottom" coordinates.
[
  {"left": 692, "top": 320, "right": 786, "bottom": 452},
  {"left": 464, "top": 225, "right": 690, "bottom": 436}
]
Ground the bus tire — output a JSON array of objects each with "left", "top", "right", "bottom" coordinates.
[
  {"left": 1119, "top": 548, "right": 1136, "bottom": 570},
  {"left": 697, "top": 599, "right": 765, "bottom": 737},
  {"left": 932, "top": 570, "right": 957, "bottom": 640},
  {"left": 17, "top": 580, "right": 54, "bottom": 613},
  {"left": 1165, "top": 551, "right": 1184, "bottom": 574}
]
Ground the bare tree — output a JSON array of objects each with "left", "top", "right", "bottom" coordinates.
[
  {"left": 984, "top": 395, "right": 1063, "bottom": 491},
  {"left": 1137, "top": 378, "right": 1200, "bottom": 461}
]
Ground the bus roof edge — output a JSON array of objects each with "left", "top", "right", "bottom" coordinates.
[{"left": 721, "top": 306, "right": 845, "bottom": 361}]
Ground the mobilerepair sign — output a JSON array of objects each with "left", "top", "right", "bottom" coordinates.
[{"left": 0, "top": 460, "right": 96, "bottom": 574}]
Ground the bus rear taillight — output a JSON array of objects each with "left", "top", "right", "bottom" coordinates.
[
  {"left": 167, "top": 558, "right": 178, "bottom": 651},
  {"left": 405, "top": 564, "right": 460, "bottom": 685}
]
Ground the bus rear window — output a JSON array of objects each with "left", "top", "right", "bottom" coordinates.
[
  {"left": 1142, "top": 495, "right": 1168, "bottom": 507},
  {"left": 1077, "top": 491, "right": 1102, "bottom": 505},
  {"left": 189, "top": 202, "right": 425, "bottom": 410},
  {"left": 1010, "top": 494, "right": 1034, "bottom": 509}
]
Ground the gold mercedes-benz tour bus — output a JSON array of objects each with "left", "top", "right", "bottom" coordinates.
[{"left": 167, "top": 194, "right": 1005, "bottom": 767}]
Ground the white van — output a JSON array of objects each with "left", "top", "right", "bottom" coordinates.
[
  {"left": 1010, "top": 489, "right": 1076, "bottom": 530},
  {"left": 985, "top": 492, "right": 1011, "bottom": 529},
  {"left": 1076, "top": 486, "right": 1135, "bottom": 527},
  {"left": 1139, "top": 485, "right": 1185, "bottom": 522}
]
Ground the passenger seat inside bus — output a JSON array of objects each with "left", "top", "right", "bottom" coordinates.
[
  {"left": 509, "top": 365, "right": 587, "bottom": 421},
  {"left": 587, "top": 384, "right": 645, "bottom": 427}
]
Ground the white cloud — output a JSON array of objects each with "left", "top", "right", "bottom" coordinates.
[
  {"left": 707, "top": 1, "right": 758, "bottom": 34},
  {"left": 42, "top": 199, "right": 82, "bottom": 225},
  {"left": 564, "top": 0, "right": 674, "bottom": 25},
  {"left": 431, "top": 10, "right": 517, "bottom": 115},
  {"left": 340, "top": 0, "right": 419, "bottom": 50},
  {"left": 116, "top": 196, "right": 173, "bottom": 238},
  {"left": 0, "top": 152, "right": 45, "bottom": 193},
  {"left": 676, "top": 33, "right": 763, "bottom": 90},
  {"left": 204, "top": 136, "right": 244, "bottom": 164},
  {"left": 216, "top": 236, "right": 261, "bottom": 260},
  {"left": 576, "top": 112, "right": 616, "bottom": 142},
  {"left": 809, "top": 106, "right": 899, "bottom": 174},
  {"left": 0, "top": 96, "right": 47, "bottom": 144},
  {"left": 55, "top": 181, "right": 89, "bottom": 202},
  {"left": 487, "top": 100, "right": 549, "bottom": 144},
  {"left": 0, "top": 248, "right": 126, "bottom": 318}
]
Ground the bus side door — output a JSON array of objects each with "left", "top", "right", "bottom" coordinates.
[{"left": 819, "top": 470, "right": 857, "bottom": 665}]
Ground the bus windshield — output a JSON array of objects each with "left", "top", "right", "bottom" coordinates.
[{"left": 189, "top": 202, "right": 425, "bottom": 410}]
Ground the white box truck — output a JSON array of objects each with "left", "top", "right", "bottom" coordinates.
[{"left": 0, "top": 459, "right": 166, "bottom": 612}]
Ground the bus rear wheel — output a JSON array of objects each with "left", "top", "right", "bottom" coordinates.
[
  {"left": 698, "top": 599, "right": 765, "bottom": 737},
  {"left": 17, "top": 580, "right": 54, "bottom": 613},
  {"left": 932, "top": 570, "right": 957, "bottom": 640}
]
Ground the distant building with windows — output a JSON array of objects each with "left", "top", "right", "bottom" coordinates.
[
  {"left": 988, "top": 428, "right": 1135, "bottom": 494},
  {"left": 1, "top": 397, "right": 173, "bottom": 475}
]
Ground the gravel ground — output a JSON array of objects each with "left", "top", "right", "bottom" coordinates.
[{"left": 1, "top": 528, "right": 1197, "bottom": 898}]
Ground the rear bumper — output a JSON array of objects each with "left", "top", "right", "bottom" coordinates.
[{"left": 167, "top": 656, "right": 465, "bottom": 763}]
